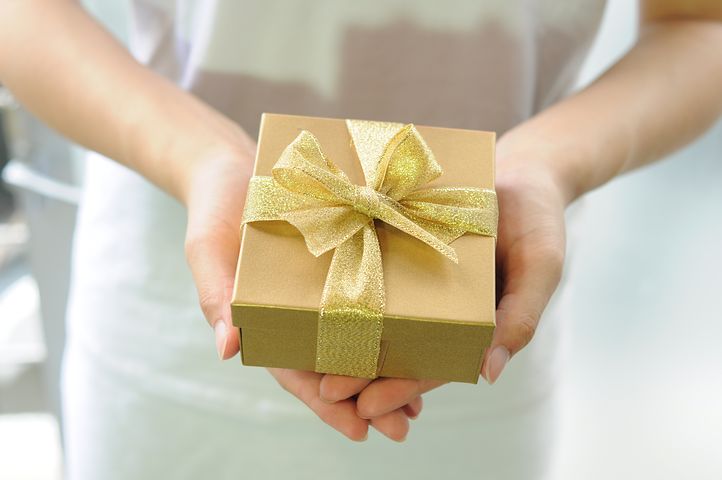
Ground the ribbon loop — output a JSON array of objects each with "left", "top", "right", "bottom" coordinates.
[{"left": 241, "top": 119, "right": 498, "bottom": 378}]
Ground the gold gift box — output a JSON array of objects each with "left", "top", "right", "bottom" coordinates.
[{"left": 231, "top": 113, "right": 496, "bottom": 384}]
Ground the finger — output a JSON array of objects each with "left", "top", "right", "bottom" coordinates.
[
  {"left": 319, "top": 374, "right": 372, "bottom": 403},
  {"left": 369, "top": 408, "right": 410, "bottom": 442},
  {"left": 184, "top": 223, "right": 241, "bottom": 360},
  {"left": 482, "top": 239, "right": 564, "bottom": 384},
  {"left": 356, "top": 378, "right": 445, "bottom": 419},
  {"left": 402, "top": 396, "right": 423, "bottom": 420},
  {"left": 268, "top": 368, "right": 369, "bottom": 441}
]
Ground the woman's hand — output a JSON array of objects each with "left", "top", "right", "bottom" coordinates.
[
  {"left": 181, "top": 145, "right": 420, "bottom": 443},
  {"left": 183, "top": 146, "right": 255, "bottom": 360},
  {"left": 317, "top": 143, "right": 570, "bottom": 431},
  {"left": 482, "top": 155, "right": 567, "bottom": 382}
]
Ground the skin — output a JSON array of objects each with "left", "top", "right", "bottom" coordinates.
[{"left": 1, "top": 0, "right": 721, "bottom": 443}]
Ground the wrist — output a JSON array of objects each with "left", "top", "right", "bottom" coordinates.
[
  {"left": 181, "top": 140, "right": 256, "bottom": 211},
  {"left": 496, "top": 125, "right": 593, "bottom": 206},
  {"left": 130, "top": 113, "right": 256, "bottom": 207},
  {"left": 117, "top": 77, "right": 257, "bottom": 205}
]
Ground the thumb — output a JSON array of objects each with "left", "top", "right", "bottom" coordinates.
[
  {"left": 184, "top": 217, "right": 241, "bottom": 360},
  {"left": 482, "top": 241, "right": 564, "bottom": 384}
]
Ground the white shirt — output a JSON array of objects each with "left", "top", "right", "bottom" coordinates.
[{"left": 64, "top": 2, "right": 603, "bottom": 478}]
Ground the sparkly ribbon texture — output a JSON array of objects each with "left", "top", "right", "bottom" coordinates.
[{"left": 241, "top": 119, "right": 498, "bottom": 378}]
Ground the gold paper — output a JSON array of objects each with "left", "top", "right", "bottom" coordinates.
[{"left": 232, "top": 113, "right": 498, "bottom": 384}]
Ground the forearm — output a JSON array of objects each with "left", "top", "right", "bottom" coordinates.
[
  {"left": 0, "top": 0, "right": 254, "bottom": 201},
  {"left": 500, "top": 19, "right": 722, "bottom": 204}
]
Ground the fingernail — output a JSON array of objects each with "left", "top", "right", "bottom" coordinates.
[
  {"left": 319, "top": 395, "right": 335, "bottom": 404},
  {"left": 484, "top": 346, "right": 510, "bottom": 385},
  {"left": 352, "top": 431, "right": 368, "bottom": 442},
  {"left": 404, "top": 405, "right": 419, "bottom": 420},
  {"left": 356, "top": 409, "right": 371, "bottom": 420},
  {"left": 318, "top": 387, "right": 337, "bottom": 404},
  {"left": 214, "top": 320, "right": 228, "bottom": 360}
]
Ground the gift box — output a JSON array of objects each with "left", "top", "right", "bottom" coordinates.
[{"left": 231, "top": 113, "right": 497, "bottom": 384}]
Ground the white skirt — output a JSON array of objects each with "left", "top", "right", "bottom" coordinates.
[{"left": 62, "top": 154, "right": 584, "bottom": 480}]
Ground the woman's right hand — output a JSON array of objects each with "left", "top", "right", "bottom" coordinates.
[{"left": 181, "top": 145, "right": 418, "bottom": 443}]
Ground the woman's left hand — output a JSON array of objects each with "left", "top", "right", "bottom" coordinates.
[{"left": 318, "top": 142, "right": 571, "bottom": 434}]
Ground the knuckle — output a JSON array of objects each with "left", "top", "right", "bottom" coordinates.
[
  {"left": 547, "top": 244, "right": 565, "bottom": 267},
  {"left": 197, "top": 290, "right": 222, "bottom": 322},
  {"left": 546, "top": 247, "right": 565, "bottom": 277},
  {"left": 183, "top": 233, "right": 204, "bottom": 260},
  {"left": 514, "top": 312, "right": 539, "bottom": 348}
]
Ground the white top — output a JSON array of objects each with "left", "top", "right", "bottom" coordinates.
[{"left": 64, "top": 1, "right": 602, "bottom": 478}]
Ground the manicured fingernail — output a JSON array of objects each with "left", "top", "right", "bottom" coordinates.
[
  {"left": 485, "top": 346, "right": 510, "bottom": 384},
  {"left": 352, "top": 431, "right": 368, "bottom": 442},
  {"left": 214, "top": 320, "right": 228, "bottom": 360}
]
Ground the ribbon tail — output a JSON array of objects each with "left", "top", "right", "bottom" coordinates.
[
  {"left": 315, "top": 224, "right": 385, "bottom": 378},
  {"left": 374, "top": 198, "right": 459, "bottom": 263},
  {"left": 400, "top": 187, "right": 499, "bottom": 241}
]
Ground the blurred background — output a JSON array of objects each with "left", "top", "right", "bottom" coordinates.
[{"left": 0, "top": 1, "right": 720, "bottom": 479}]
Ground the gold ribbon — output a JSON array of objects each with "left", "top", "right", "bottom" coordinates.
[{"left": 241, "top": 119, "right": 498, "bottom": 378}]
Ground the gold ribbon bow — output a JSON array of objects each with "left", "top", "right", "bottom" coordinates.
[{"left": 241, "top": 119, "right": 498, "bottom": 378}]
